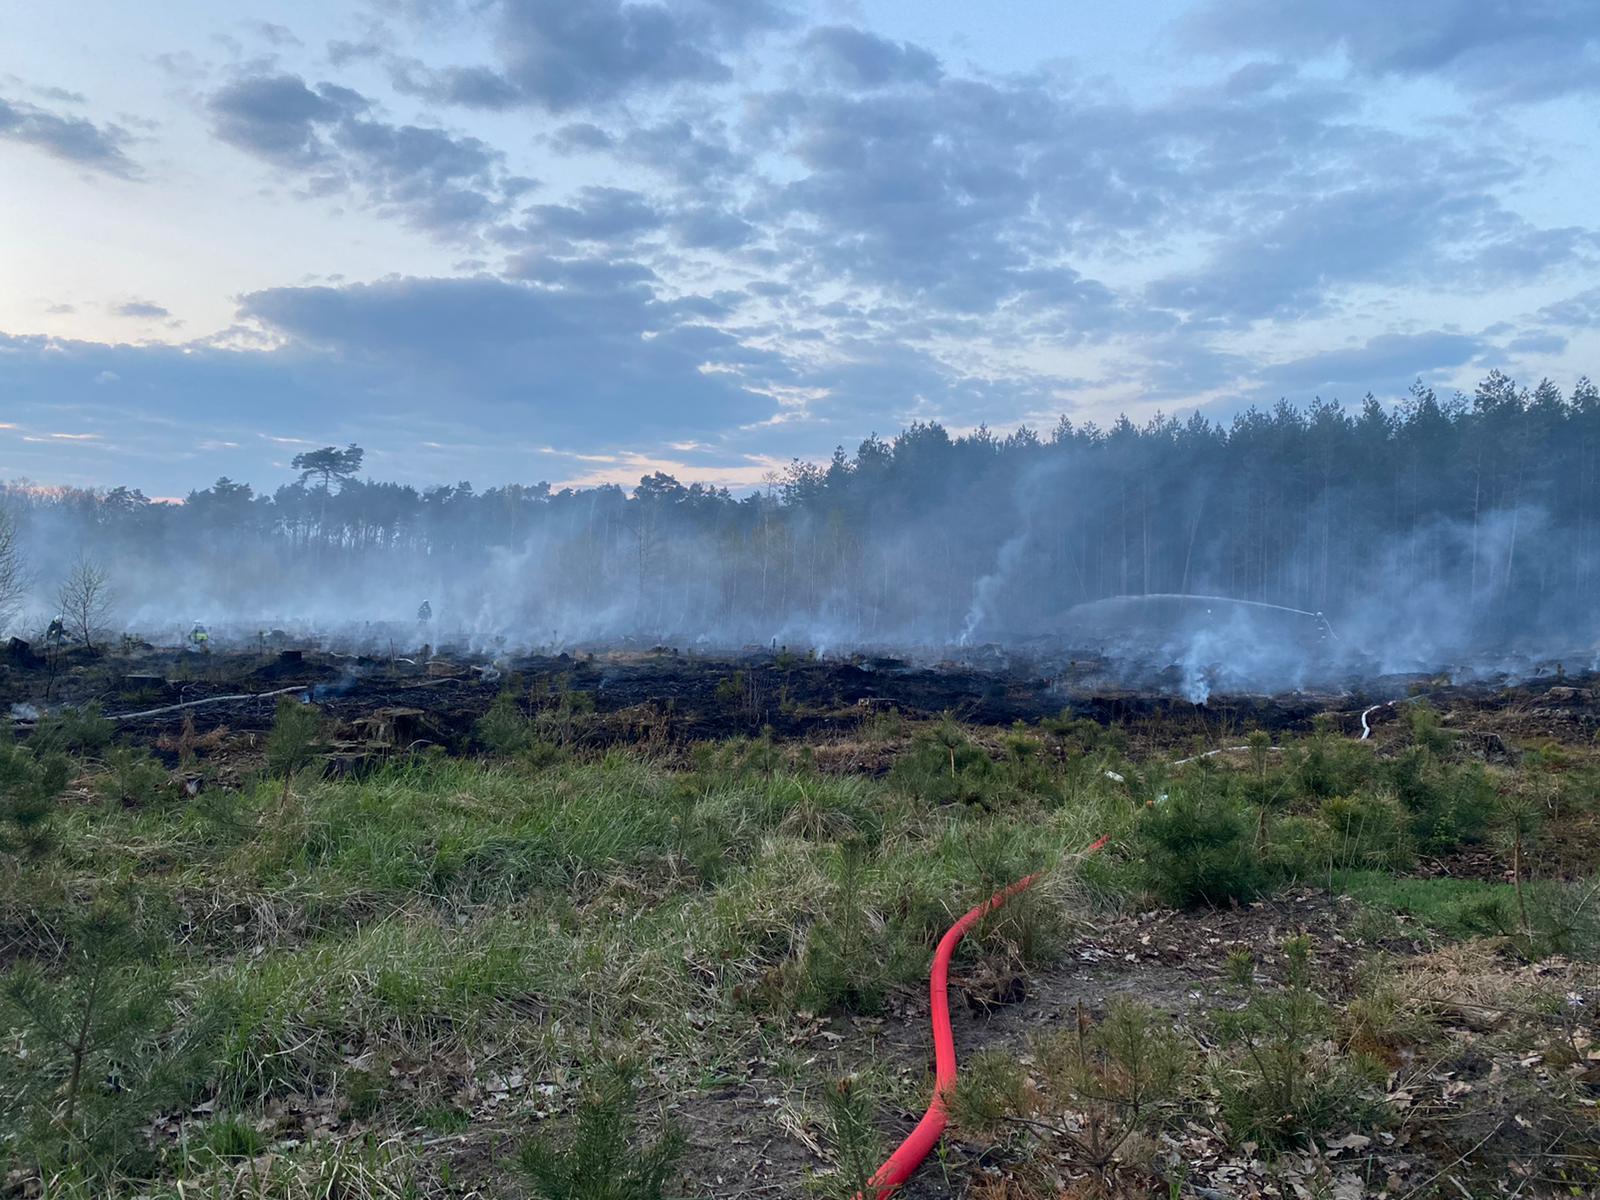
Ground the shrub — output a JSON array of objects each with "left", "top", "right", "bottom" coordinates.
[
  {"left": 1041, "top": 713, "right": 1127, "bottom": 757},
  {"left": 0, "top": 894, "right": 217, "bottom": 1180},
  {"left": 798, "top": 838, "right": 889, "bottom": 1012},
  {"left": 953, "top": 999, "right": 1190, "bottom": 1180},
  {"left": 96, "top": 745, "right": 169, "bottom": 807},
  {"left": 29, "top": 702, "right": 114, "bottom": 756},
  {"left": 1211, "top": 937, "right": 1382, "bottom": 1151},
  {"left": 1259, "top": 813, "right": 1330, "bottom": 881},
  {"left": 0, "top": 724, "right": 70, "bottom": 857},
  {"left": 477, "top": 689, "right": 536, "bottom": 755},
  {"left": 888, "top": 718, "right": 998, "bottom": 807},
  {"left": 516, "top": 1060, "right": 685, "bottom": 1200},
  {"left": 1320, "top": 792, "right": 1412, "bottom": 871},
  {"left": 264, "top": 695, "right": 323, "bottom": 804},
  {"left": 1385, "top": 751, "right": 1495, "bottom": 853},
  {"left": 1136, "top": 786, "right": 1263, "bottom": 908},
  {"left": 812, "top": 1075, "right": 886, "bottom": 1199},
  {"left": 532, "top": 680, "right": 597, "bottom": 748},
  {"left": 1406, "top": 700, "right": 1456, "bottom": 757},
  {"left": 1291, "top": 722, "right": 1372, "bottom": 800}
]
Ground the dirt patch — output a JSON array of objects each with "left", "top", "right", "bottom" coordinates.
[{"left": 667, "top": 891, "right": 1375, "bottom": 1198}]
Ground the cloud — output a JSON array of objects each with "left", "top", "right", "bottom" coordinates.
[
  {"left": 672, "top": 205, "right": 755, "bottom": 250},
  {"left": 248, "top": 20, "right": 303, "bottom": 48},
  {"left": 1257, "top": 331, "right": 1486, "bottom": 394},
  {"left": 802, "top": 26, "right": 942, "bottom": 89},
  {"left": 112, "top": 300, "right": 171, "bottom": 319},
  {"left": 389, "top": 62, "right": 524, "bottom": 110},
  {"left": 1507, "top": 331, "right": 1568, "bottom": 355},
  {"left": 206, "top": 73, "right": 523, "bottom": 235},
  {"left": 234, "top": 274, "right": 780, "bottom": 439},
  {"left": 1182, "top": 0, "right": 1600, "bottom": 102},
  {"left": 502, "top": 254, "right": 657, "bottom": 291},
  {"left": 387, "top": 0, "right": 793, "bottom": 112},
  {"left": 521, "top": 185, "right": 662, "bottom": 242},
  {"left": 617, "top": 118, "right": 748, "bottom": 184},
  {"left": 1146, "top": 184, "right": 1477, "bottom": 324},
  {"left": 1536, "top": 286, "right": 1600, "bottom": 328},
  {"left": 0, "top": 266, "right": 793, "bottom": 489},
  {"left": 32, "top": 85, "right": 86, "bottom": 104},
  {"left": 0, "top": 93, "right": 137, "bottom": 177},
  {"left": 208, "top": 74, "right": 355, "bottom": 167},
  {"left": 742, "top": 66, "right": 1396, "bottom": 326}
]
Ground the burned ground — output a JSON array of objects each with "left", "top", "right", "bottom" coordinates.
[{"left": 10, "top": 638, "right": 1599, "bottom": 764}]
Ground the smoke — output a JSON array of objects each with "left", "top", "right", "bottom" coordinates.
[{"left": 4, "top": 414, "right": 1598, "bottom": 699}]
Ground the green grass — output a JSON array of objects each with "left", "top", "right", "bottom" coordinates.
[
  {"left": 5, "top": 709, "right": 1597, "bottom": 1196},
  {"left": 1333, "top": 870, "right": 1521, "bottom": 937}
]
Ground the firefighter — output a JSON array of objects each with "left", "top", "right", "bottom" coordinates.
[
  {"left": 45, "top": 615, "right": 66, "bottom": 645},
  {"left": 188, "top": 622, "right": 210, "bottom": 652},
  {"left": 417, "top": 600, "right": 432, "bottom": 624}
]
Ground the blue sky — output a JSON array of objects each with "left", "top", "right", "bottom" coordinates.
[{"left": 2, "top": 0, "right": 1597, "bottom": 494}]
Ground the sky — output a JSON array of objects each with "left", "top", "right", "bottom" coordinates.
[{"left": 2, "top": 0, "right": 1598, "bottom": 495}]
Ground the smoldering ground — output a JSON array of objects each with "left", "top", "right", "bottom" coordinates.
[{"left": 4, "top": 386, "right": 1599, "bottom": 697}]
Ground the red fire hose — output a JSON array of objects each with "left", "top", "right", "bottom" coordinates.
[{"left": 861, "top": 834, "right": 1110, "bottom": 1198}]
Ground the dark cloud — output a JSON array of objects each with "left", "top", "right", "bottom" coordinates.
[
  {"left": 502, "top": 254, "right": 658, "bottom": 291},
  {"left": 1127, "top": 335, "right": 1254, "bottom": 399},
  {"left": 206, "top": 73, "right": 520, "bottom": 236},
  {"left": 385, "top": 0, "right": 792, "bottom": 113},
  {"left": 389, "top": 61, "right": 524, "bottom": 110},
  {"left": 0, "top": 269, "right": 790, "bottom": 487},
  {"left": 112, "top": 300, "right": 171, "bottom": 319},
  {"left": 618, "top": 118, "right": 747, "bottom": 183},
  {"left": 550, "top": 122, "right": 613, "bottom": 153},
  {"left": 327, "top": 39, "right": 383, "bottom": 66},
  {"left": 1183, "top": 0, "right": 1600, "bottom": 102},
  {"left": 522, "top": 185, "right": 663, "bottom": 242},
  {"left": 1534, "top": 286, "right": 1600, "bottom": 328},
  {"left": 249, "top": 21, "right": 303, "bottom": 48},
  {"left": 745, "top": 69, "right": 1384, "bottom": 325},
  {"left": 492, "top": 0, "right": 792, "bottom": 109},
  {"left": 236, "top": 274, "right": 780, "bottom": 437},
  {"left": 1148, "top": 183, "right": 1594, "bottom": 326},
  {"left": 1507, "top": 331, "right": 1568, "bottom": 355},
  {"left": 802, "top": 26, "right": 942, "bottom": 89},
  {"left": 208, "top": 74, "right": 354, "bottom": 166},
  {"left": 672, "top": 205, "right": 755, "bottom": 250},
  {"left": 1257, "top": 331, "right": 1486, "bottom": 394},
  {"left": 0, "top": 94, "right": 137, "bottom": 177}
]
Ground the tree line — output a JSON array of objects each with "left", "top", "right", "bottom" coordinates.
[{"left": 3, "top": 370, "right": 1598, "bottom": 653}]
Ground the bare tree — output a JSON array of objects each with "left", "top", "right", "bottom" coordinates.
[
  {"left": 0, "top": 507, "right": 23, "bottom": 633},
  {"left": 56, "top": 556, "right": 113, "bottom": 653}
]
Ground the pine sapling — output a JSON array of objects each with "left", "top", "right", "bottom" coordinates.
[
  {"left": 515, "top": 1060, "right": 685, "bottom": 1200},
  {"left": 1495, "top": 790, "right": 1543, "bottom": 937},
  {"left": 0, "top": 894, "right": 207, "bottom": 1178},
  {"left": 0, "top": 723, "right": 70, "bottom": 858},
  {"left": 265, "top": 694, "right": 323, "bottom": 807}
]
